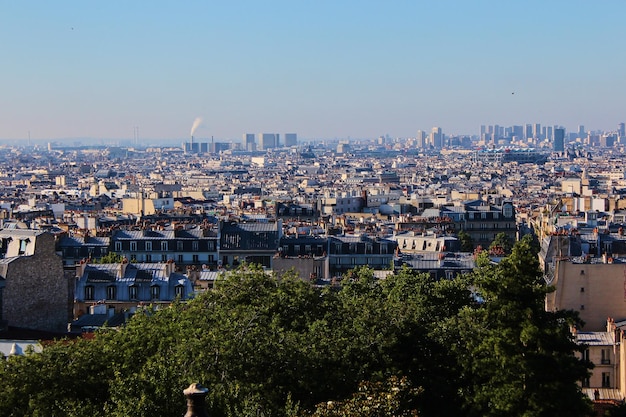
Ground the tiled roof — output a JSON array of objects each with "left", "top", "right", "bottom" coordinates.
[
  {"left": 221, "top": 222, "right": 278, "bottom": 233},
  {"left": 576, "top": 331, "right": 615, "bottom": 346}
]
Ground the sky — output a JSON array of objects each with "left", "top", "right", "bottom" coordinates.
[{"left": 1, "top": 1, "right": 625, "bottom": 143}]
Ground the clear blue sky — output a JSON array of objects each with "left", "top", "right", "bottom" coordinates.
[{"left": 1, "top": 1, "right": 625, "bottom": 142}]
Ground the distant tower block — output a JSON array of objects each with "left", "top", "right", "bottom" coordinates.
[
  {"left": 243, "top": 133, "right": 256, "bottom": 151},
  {"left": 284, "top": 133, "right": 297, "bottom": 147},
  {"left": 258, "top": 133, "right": 278, "bottom": 150}
]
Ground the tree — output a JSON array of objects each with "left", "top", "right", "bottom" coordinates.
[
  {"left": 94, "top": 252, "right": 125, "bottom": 264},
  {"left": 303, "top": 376, "right": 421, "bottom": 417},
  {"left": 454, "top": 234, "right": 592, "bottom": 417},
  {"left": 488, "top": 232, "right": 514, "bottom": 256},
  {"left": 0, "top": 257, "right": 593, "bottom": 417},
  {"left": 457, "top": 229, "right": 474, "bottom": 252}
]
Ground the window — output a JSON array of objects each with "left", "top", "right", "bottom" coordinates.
[
  {"left": 130, "top": 241, "right": 137, "bottom": 251},
  {"left": 580, "top": 270, "right": 585, "bottom": 275},
  {"left": 146, "top": 254, "right": 152, "bottom": 262},
  {"left": 503, "top": 204, "right": 513, "bottom": 218},
  {"left": 582, "top": 377, "right": 590, "bottom": 388},
  {"left": 177, "top": 241, "right": 184, "bottom": 251},
  {"left": 161, "top": 254, "right": 167, "bottom": 262},
  {"left": 129, "top": 285, "right": 138, "bottom": 300},
  {"left": 130, "top": 254, "right": 137, "bottom": 262},
  {"left": 18, "top": 239, "right": 28, "bottom": 255},
  {"left": 582, "top": 349, "right": 590, "bottom": 362},
  {"left": 602, "top": 348, "right": 611, "bottom": 365},
  {"left": 150, "top": 285, "right": 160, "bottom": 300},
  {"left": 161, "top": 241, "right": 168, "bottom": 251},
  {"left": 175, "top": 285, "right": 185, "bottom": 299},
  {"left": 192, "top": 241, "right": 199, "bottom": 251},
  {"left": 193, "top": 254, "right": 199, "bottom": 263},
  {"left": 115, "top": 241, "right": 122, "bottom": 251},
  {"left": 85, "top": 285, "right": 94, "bottom": 300},
  {"left": 580, "top": 304, "right": 585, "bottom": 310},
  {"left": 580, "top": 287, "right": 585, "bottom": 292},
  {"left": 294, "top": 245, "right": 300, "bottom": 254},
  {"left": 146, "top": 241, "right": 152, "bottom": 251},
  {"left": 106, "top": 285, "right": 116, "bottom": 300},
  {"left": 602, "top": 372, "right": 611, "bottom": 388},
  {"left": 178, "top": 254, "right": 184, "bottom": 263}
]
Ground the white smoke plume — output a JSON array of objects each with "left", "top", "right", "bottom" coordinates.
[{"left": 190, "top": 117, "right": 203, "bottom": 137}]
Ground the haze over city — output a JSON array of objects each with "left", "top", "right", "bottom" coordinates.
[{"left": 1, "top": 1, "right": 625, "bottom": 142}]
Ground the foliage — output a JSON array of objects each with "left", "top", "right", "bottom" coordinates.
[
  {"left": 488, "top": 232, "right": 514, "bottom": 256},
  {"left": 0, "top": 249, "right": 592, "bottom": 417},
  {"left": 457, "top": 229, "right": 474, "bottom": 252},
  {"left": 94, "top": 252, "right": 125, "bottom": 264},
  {"left": 303, "top": 376, "right": 421, "bottom": 417},
  {"left": 454, "top": 234, "right": 592, "bottom": 417}
]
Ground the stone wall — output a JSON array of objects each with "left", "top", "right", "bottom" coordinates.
[{"left": 2, "top": 233, "right": 69, "bottom": 332}]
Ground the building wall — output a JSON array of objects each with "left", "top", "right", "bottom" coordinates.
[
  {"left": 547, "top": 261, "right": 626, "bottom": 331},
  {"left": 273, "top": 257, "right": 329, "bottom": 281},
  {"left": 1, "top": 233, "right": 68, "bottom": 332}
]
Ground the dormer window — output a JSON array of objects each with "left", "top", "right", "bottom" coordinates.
[
  {"left": 175, "top": 284, "right": 185, "bottom": 299},
  {"left": 18, "top": 239, "right": 29, "bottom": 255},
  {"left": 150, "top": 285, "right": 160, "bottom": 300},
  {"left": 503, "top": 203, "right": 514, "bottom": 218},
  {"left": 106, "top": 285, "right": 117, "bottom": 300}
]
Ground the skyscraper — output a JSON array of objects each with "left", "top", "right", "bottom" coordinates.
[
  {"left": 533, "top": 123, "right": 541, "bottom": 140},
  {"left": 430, "top": 127, "right": 443, "bottom": 148},
  {"left": 258, "top": 133, "right": 277, "bottom": 150},
  {"left": 554, "top": 128, "right": 565, "bottom": 153},
  {"left": 525, "top": 124, "right": 533, "bottom": 141},
  {"left": 577, "top": 125, "right": 585, "bottom": 138},
  {"left": 284, "top": 133, "right": 297, "bottom": 147},
  {"left": 243, "top": 133, "right": 256, "bottom": 151},
  {"left": 618, "top": 123, "right": 625, "bottom": 138},
  {"left": 416, "top": 130, "right": 426, "bottom": 148}
]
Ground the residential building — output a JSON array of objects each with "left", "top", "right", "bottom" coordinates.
[
  {"left": 0, "top": 229, "right": 69, "bottom": 333},
  {"left": 219, "top": 220, "right": 281, "bottom": 268},
  {"left": 111, "top": 227, "right": 218, "bottom": 267},
  {"left": 74, "top": 261, "right": 193, "bottom": 315}
]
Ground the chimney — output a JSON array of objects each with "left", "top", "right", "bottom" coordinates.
[
  {"left": 183, "top": 383, "right": 209, "bottom": 417},
  {"left": 119, "top": 257, "right": 128, "bottom": 278},
  {"left": 166, "top": 259, "right": 175, "bottom": 276}
]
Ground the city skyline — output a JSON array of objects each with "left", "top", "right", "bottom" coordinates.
[{"left": 1, "top": 1, "right": 625, "bottom": 141}]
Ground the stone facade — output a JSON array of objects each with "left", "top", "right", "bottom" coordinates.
[{"left": 0, "top": 230, "right": 68, "bottom": 332}]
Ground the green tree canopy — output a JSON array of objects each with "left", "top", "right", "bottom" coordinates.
[
  {"left": 457, "top": 229, "right": 475, "bottom": 252},
  {"left": 0, "top": 247, "right": 592, "bottom": 417},
  {"left": 454, "top": 234, "right": 592, "bottom": 417},
  {"left": 488, "top": 231, "right": 514, "bottom": 256}
]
